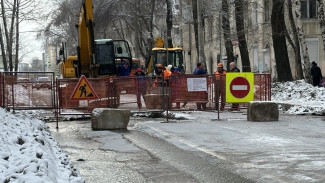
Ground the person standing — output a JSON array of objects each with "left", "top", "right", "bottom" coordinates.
[
  {"left": 168, "top": 65, "right": 185, "bottom": 108},
  {"left": 193, "top": 62, "right": 207, "bottom": 75},
  {"left": 229, "top": 62, "right": 240, "bottom": 111},
  {"left": 193, "top": 63, "right": 207, "bottom": 110},
  {"left": 117, "top": 59, "right": 130, "bottom": 76},
  {"left": 134, "top": 68, "right": 147, "bottom": 109},
  {"left": 311, "top": 61, "right": 323, "bottom": 87},
  {"left": 215, "top": 63, "right": 226, "bottom": 111},
  {"left": 153, "top": 64, "right": 171, "bottom": 87},
  {"left": 230, "top": 61, "right": 240, "bottom": 72}
]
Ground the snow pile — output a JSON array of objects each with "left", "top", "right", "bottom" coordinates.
[
  {"left": 0, "top": 108, "right": 84, "bottom": 183},
  {"left": 271, "top": 80, "right": 325, "bottom": 114}
]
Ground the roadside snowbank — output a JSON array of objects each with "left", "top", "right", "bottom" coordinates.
[
  {"left": 0, "top": 108, "right": 84, "bottom": 183},
  {"left": 271, "top": 80, "right": 325, "bottom": 114}
]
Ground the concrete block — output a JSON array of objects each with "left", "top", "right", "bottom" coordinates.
[
  {"left": 144, "top": 94, "right": 170, "bottom": 109},
  {"left": 247, "top": 102, "right": 279, "bottom": 122},
  {"left": 91, "top": 108, "right": 130, "bottom": 130}
]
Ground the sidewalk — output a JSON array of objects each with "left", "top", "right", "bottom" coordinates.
[{"left": 132, "top": 110, "right": 325, "bottom": 183}]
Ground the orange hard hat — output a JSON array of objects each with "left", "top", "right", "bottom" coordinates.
[{"left": 217, "top": 63, "right": 224, "bottom": 68}]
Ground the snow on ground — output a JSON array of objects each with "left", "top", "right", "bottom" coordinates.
[
  {"left": 271, "top": 80, "right": 325, "bottom": 115},
  {"left": 0, "top": 108, "right": 84, "bottom": 183}
]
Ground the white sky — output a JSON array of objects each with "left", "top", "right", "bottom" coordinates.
[
  {"left": 20, "top": 22, "right": 43, "bottom": 63},
  {"left": 19, "top": 0, "right": 55, "bottom": 63}
]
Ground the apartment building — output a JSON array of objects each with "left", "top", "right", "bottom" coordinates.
[{"left": 179, "top": 0, "right": 323, "bottom": 80}]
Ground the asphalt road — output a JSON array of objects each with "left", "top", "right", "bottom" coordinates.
[
  {"left": 47, "top": 111, "right": 325, "bottom": 183},
  {"left": 48, "top": 117, "right": 252, "bottom": 182}
]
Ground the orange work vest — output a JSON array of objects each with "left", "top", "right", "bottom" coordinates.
[{"left": 215, "top": 70, "right": 226, "bottom": 80}]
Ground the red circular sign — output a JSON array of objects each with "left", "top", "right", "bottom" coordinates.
[{"left": 230, "top": 77, "right": 250, "bottom": 98}]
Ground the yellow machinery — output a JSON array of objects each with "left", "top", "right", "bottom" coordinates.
[
  {"left": 146, "top": 37, "right": 184, "bottom": 74},
  {"left": 59, "top": 0, "right": 136, "bottom": 78}
]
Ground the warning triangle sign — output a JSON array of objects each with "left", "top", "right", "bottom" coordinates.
[{"left": 70, "top": 75, "right": 98, "bottom": 100}]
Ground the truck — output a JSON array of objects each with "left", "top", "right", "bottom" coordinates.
[
  {"left": 58, "top": 0, "right": 137, "bottom": 78},
  {"left": 146, "top": 37, "right": 185, "bottom": 75}
]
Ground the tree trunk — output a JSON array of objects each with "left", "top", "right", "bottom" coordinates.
[
  {"left": 287, "top": 0, "right": 304, "bottom": 79},
  {"left": 222, "top": 0, "right": 234, "bottom": 71},
  {"left": 271, "top": 0, "right": 293, "bottom": 81},
  {"left": 1, "top": 0, "right": 17, "bottom": 72},
  {"left": 15, "top": 0, "right": 19, "bottom": 72},
  {"left": 1, "top": 0, "right": 9, "bottom": 71},
  {"left": 192, "top": 0, "right": 199, "bottom": 64},
  {"left": 0, "top": 25, "right": 8, "bottom": 71},
  {"left": 8, "top": 0, "right": 17, "bottom": 71},
  {"left": 234, "top": 0, "right": 251, "bottom": 72},
  {"left": 317, "top": 0, "right": 325, "bottom": 53},
  {"left": 166, "top": 0, "right": 173, "bottom": 48},
  {"left": 148, "top": 0, "right": 156, "bottom": 55},
  {"left": 197, "top": 0, "right": 205, "bottom": 65},
  {"left": 294, "top": 0, "right": 312, "bottom": 83}
]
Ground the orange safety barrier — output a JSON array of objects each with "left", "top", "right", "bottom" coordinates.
[
  {"left": 169, "top": 74, "right": 212, "bottom": 109},
  {"left": 58, "top": 78, "right": 113, "bottom": 114},
  {"left": 254, "top": 74, "right": 272, "bottom": 101},
  {"left": 0, "top": 72, "right": 271, "bottom": 114},
  {"left": 57, "top": 76, "right": 144, "bottom": 114},
  {"left": 1, "top": 72, "right": 55, "bottom": 110}
]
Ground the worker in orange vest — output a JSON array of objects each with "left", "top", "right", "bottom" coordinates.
[
  {"left": 153, "top": 64, "right": 171, "bottom": 87},
  {"left": 215, "top": 63, "right": 226, "bottom": 111}
]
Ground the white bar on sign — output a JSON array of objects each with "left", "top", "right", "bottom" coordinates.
[{"left": 232, "top": 85, "right": 247, "bottom": 90}]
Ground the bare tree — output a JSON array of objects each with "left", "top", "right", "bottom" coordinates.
[
  {"left": 1, "top": 0, "right": 17, "bottom": 71},
  {"left": 271, "top": 0, "right": 293, "bottom": 81},
  {"left": 0, "top": 18, "right": 8, "bottom": 71},
  {"left": 287, "top": 0, "right": 304, "bottom": 79},
  {"left": 294, "top": 0, "right": 311, "bottom": 83},
  {"left": 166, "top": 0, "right": 173, "bottom": 48},
  {"left": 234, "top": 0, "right": 250, "bottom": 72},
  {"left": 0, "top": 0, "right": 43, "bottom": 71},
  {"left": 192, "top": 0, "right": 199, "bottom": 64},
  {"left": 222, "top": 0, "right": 234, "bottom": 71},
  {"left": 14, "top": 0, "right": 20, "bottom": 71}
]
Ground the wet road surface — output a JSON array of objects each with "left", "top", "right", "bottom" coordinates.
[{"left": 48, "top": 117, "right": 252, "bottom": 183}]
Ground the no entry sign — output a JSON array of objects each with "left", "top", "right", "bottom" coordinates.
[
  {"left": 230, "top": 77, "right": 250, "bottom": 98},
  {"left": 226, "top": 73, "right": 254, "bottom": 103}
]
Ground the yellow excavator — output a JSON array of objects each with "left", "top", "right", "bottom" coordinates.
[
  {"left": 146, "top": 37, "right": 184, "bottom": 75},
  {"left": 58, "top": 0, "right": 136, "bottom": 78}
]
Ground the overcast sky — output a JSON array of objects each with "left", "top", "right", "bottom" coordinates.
[
  {"left": 19, "top": 0, "right": 55, "bottom": 63},
  {"left": 20, "top": 22, "right": 43, "bottom": 63}
]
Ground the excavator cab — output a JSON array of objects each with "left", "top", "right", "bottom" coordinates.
[
  {"left": 95, "top": 39, "right": 116, "bottom": 75},
  {"left": 146, "top": 37, "right": 184, "bottom": 75},
  {"left": 147, "top": 47, "right": 184, "bottom": 75},
  {"left": 95, "top": 39, "right": 133, "bottom": 76},
  {"left": 167, "top": 47, "right": 184, "bottom": 73}
]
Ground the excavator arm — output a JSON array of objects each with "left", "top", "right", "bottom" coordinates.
[
  {"left": 76, "top": 0, "right": 96, "bottom": 77},
  {"left": 59, "top": 0, "right": 137, "bottom": 78}
]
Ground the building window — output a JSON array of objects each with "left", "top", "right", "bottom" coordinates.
[
  {"left": 306, "top": 38, "right": 319, "bottom": 64},
  {"left": 301, "top": 0, "right": 317, "bottom": 19},
  {"left": 264, "top": 0, "right": 270, "bottom": 22}
]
